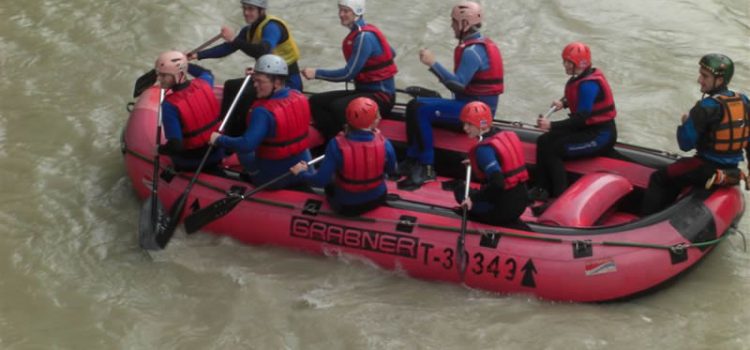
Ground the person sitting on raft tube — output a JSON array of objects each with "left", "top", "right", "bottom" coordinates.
[
  {"left": 301, "top": 0, "right": 398, "bottom": 141},
  {"left": 454, "top": 101, "right": 530, "bottom": 225},
  {"left": 399, "top": 1, "right": 504, "bottom": 189},
  {"left": 189, "top": 0, "right": 302, "bottom": 137},
  {"left": 641, "top": 53, "right": 750, "bottom": 215},
  {"left": 155, "top": 51, "right": 225, "bottom": 173},
  {"left": 528, "top": 42, "right": 617, "bottom": 202},
  {"left": 210, "top": 54, "right": 312, "bottom": 190},
  {"left": 290, "top": 97, "right": 397, "bottom": 216}
]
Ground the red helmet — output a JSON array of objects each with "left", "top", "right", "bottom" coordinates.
[
  {"left": 562, "top": 42, "right": 591, "bottom": 70},
  {"left": 346, "top": 97, "right": 380, "bottom": 129},
  {"left": 460, "top": 101, "right": 492, "bottom": 129}
]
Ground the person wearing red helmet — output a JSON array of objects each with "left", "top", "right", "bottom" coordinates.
[
  {"left": 641, "top": 53, "right": 750, "bottom": 215},
  {"left": 453, "top": 101, "right": 529, "bottom": 225},
  {"left": 529, "top": 42, "right": 618, "bottom": 202},
  {"left": 290, "top": 97, "right": 397, "bottom": 216},
  {"left": 155, "top": 51, "right": 225, "bottom": 172},
  {"left": 302, "top": 0, "right": 399, "bottom": 141},
  {"left": 399, "top": 1, "right": 505, "bottom": 189}
]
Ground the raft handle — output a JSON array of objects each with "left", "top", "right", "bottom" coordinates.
[
  {"left": 396, "top": 215, "right": 417, "bottom": 233},
  {"left": 479, "top": 229, "right": 501, "bottom": 248},
  {"left": 669, "top": 243, "right": 689, "bottom": 264},
  {"left": 303, "top": 199, "right": 322, "bottom": 216},
  {"left": 572, "top": 240, "right": 593, "bottom": 258}
]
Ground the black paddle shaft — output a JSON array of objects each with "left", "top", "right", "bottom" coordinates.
[
  {"left": 457, "top": 135, "right": 480, "bottom": 280},
  {"left": 184, "top": 155, "right": 325, "bottom": 234}
]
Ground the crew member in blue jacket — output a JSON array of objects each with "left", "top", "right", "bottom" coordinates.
[
  {"left": 641, "top": 54, "right": 750, "bottom": 215},
  {"left": 155, "top": 51, "right": 225, "bottom": 172},
  {"left": 529, "top": 42, "right": 618, "bottom": 202},
  {"left": 399, "top": 1, "right": 504, "bottom": 189},
  {"left": 210, "top": 55, "right": 312, "bottom": 189},
  {"left": 290, "top": 97, "right": 397, "bottom": 216},
  {"left": 454, "top": 102, "right": 529, "bottom": 225},
  {"left": 301, "top": 0, "right": 398, "bottom": 140},
  {"left": 190, "top": 0, "right": 302, "bottom": 137}
]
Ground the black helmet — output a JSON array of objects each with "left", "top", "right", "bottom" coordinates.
[{"left": 699, "top": 53, "right": 734, "bottom": 85}]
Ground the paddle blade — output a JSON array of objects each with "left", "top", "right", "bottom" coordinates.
[
  {"left": 184, "top": 196, "right": 243, "bottom": 234},
  {"left": 153, "top": 192, "right": 190, "bottom": 249},
  {"left": 138, "top": 195, "right": 167, "bottom": 250},
  {"left": 133, "top": 69, "right": 157, "bottom": 98},
  {"left": 457, "top": 234, "right": 467, "bottom": 279},
  {"left": 400, "top": 85, "right": 441, "bottom": 98}
]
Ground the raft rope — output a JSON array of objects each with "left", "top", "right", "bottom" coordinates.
[
  {"left": 124, "top": 146, "right": 732, "bottom": 253},
  {"left": 729, "top": 225, "right": 747, "bottom": 252}
]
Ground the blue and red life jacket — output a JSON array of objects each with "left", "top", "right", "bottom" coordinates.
[
  {"left": 342, "top": 24, "right": 398, "bottom": 84},
  {"left": 564, "top": 69, "right": 616, "bottom": 125},
  {"left": 334, "top": 130, "right": 387, "bottom": 192},
  {"left": 453, "top": 37, "right": 504, "bottom": 96},
  {"left": 165, "top": 79, "right": 221, "bottom": 150},
  {"left": 469, "top": 131, "right": 529, "bottom": 190},
  {"left": 249, "top": 90, "right": 311, "bottom": 160}
]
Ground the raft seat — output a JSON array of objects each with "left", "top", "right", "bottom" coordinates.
[{"left": 538, "top": 172, "right": 634, "bottom": 228}]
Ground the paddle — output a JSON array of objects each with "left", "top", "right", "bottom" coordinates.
[
  {"left": 151, "top": 74, "right": 254, "bottom": 250},
  {"left": 396, "top": 86, "right": 441, "bottom": 98},
  {"left": 538, "top": 97, "right": 567, "bottom": 120},
  {"left": 184, "top": 155, "right": 326, "bottom": 234},
  {"left": 138, "top": 89, "right": 167, "bottom": 250},
  {"left": 456, "top": 135, "right": 480, "bottom": 280},
  {"left": 541, "top": 105, "right": 557, "bottom": 119},
  {"left": 456, "top": 160, "right": 472, "bottom": 279},
  {"left": 132, "top": 33, "right": 223, "bottom": 98}
]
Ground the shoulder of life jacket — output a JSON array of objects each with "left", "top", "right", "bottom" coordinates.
[{"left": 469, "top": 131, "right": 528, "bottom": 190}]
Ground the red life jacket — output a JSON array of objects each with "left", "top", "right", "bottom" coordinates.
[
  {"left": 342, "top": 24, "right": 398, "bottom": 84},
  {"left": 250, "top": 90, "right": 311, "bottom": 160},
  {"left": 564, "top": 68, "right": 617, "bottom": 125},
  {"left": 453, "top": 37, "right": 504, "bottom": 96},
  {"left": 165, "top": 79, "right": 221, "bottom": 150},
  {"left": 334, "top": 131, "right": 387, "bottom": 192},
  {"left": 706, "top": 93, "right": 750, "bottom": 154},
  {"left": 469, "top": 131, "right": 529, "bottom": 190}
]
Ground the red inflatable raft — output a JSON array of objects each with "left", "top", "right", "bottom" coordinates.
[{"left": 122, "top": 86, "right": 745, "bottom": 302}]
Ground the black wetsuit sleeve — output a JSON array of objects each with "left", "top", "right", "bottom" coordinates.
[
  {"left": 428, "top": 67, "right": 467, "bottom": 95},
  {"left": 687, "top": 101, "right": 720, "bottom": 135},
  {"left": 470, "top": 172, "right": 505, "bottom": 203},
  {"left": 234, "top": 40, "right": 272, "bottom": 59},
  {"left": 158, "top": 139, "right": 184, "bottom": 155}
]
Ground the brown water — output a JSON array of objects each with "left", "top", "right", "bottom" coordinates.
[{"left": 1, "top": 0, "right": 748, "bottom": 348}]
